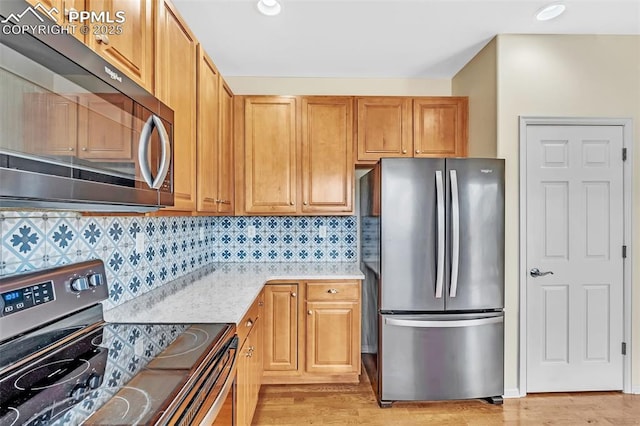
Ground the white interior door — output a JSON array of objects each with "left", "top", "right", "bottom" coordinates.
[{"left": 526, "top": 125, "right": 624, "bottom": 392}]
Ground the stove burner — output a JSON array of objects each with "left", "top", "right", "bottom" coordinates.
[
  {"left": 4, "top": 407, "right": 19, "bottom": 426},
  {"left": 81, "top": 386, "right": 152, "bottom": 425},
  {"left": 90, "top": 335, "right": 104, "bottom": 347},
  {"left": 155, "top": 327, "right": 210, "bottom": 359},
  {"left": 14, "top": 359, "right": 90, "bottom": 391}
]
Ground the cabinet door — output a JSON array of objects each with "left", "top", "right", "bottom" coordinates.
[
  {"left": 236, "top": 336, "right": 251, "bottom": 426},
  {"left": 26, "top": 0, "right": 85, "bottom": 41},
  {"left": 305, "top": 301, "right": 360, "bottom": 374},
  {"left": 356, "top": 97, "right": 412, "bottom": 162},
  {"left": 413, "top": 97, "right": 468, "bottom": 157},
  {"left": 243, "top": 97, "right": 297, "bottom": 214},
  {"left": 263, "top": 284, "right": 298, "bottom": 371},
  {"left": 85, "top": 0, "right": 154, "bottom": 92},
  {"left": 156, "top": 0, "right": 197, "bottom": 210},
  {"left": 301, "top": 97, "right": 353, "bottom": 214},
  {"left": 217, "top": 80, "right": 234, "bottom": 214},
  {"left": 196, "top": 47, "right": 219, "bottom": 213},
  {"left": 78, "top": 94, "right": 133, "bottom": 160}
]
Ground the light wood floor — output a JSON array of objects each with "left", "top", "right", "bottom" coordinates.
[{"left": 252, "top": 356, "right": 640, "bottom": 425}]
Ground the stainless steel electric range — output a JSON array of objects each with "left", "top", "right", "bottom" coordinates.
[{"left": 0, "top": 260, "right": 237, "bottom": 426}]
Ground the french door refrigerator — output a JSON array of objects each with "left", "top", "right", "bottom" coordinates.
[{"left": 360, "top": 158, "right": 505, "bottom": 407}]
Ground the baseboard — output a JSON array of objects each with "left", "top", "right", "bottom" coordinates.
[
  {"left": 632, "top": 386, "right": 640, "bottom": 394},
  {"left": 503, "top": 388, "right": 523, "bottom": 398}
]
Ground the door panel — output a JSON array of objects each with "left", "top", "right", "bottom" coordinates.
[
  {"left": 380, "top": 312, "right": 504, "bottom": 402},
  {"left": 526, "top": 125, "right": 624, "bottom": 392},
  {"left": 380, "top": 158, "right": 444, "bottom": 311},
  {"left": 445, "top": 158, "right": 504, "bottom": 311}
]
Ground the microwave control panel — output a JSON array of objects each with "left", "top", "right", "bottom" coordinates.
[{"left": 0, "top": 281, "right": 55, "bottom": 316}]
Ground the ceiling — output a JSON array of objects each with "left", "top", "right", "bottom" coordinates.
[{"left": 172, "top": 0, "right": 640, "bottom": 79}]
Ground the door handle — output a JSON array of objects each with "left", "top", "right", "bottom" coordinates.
[
  {"left": 530, "top": 268, "right": 554, "bottom": 277},
  {"left": 449, "top": 169, "right": 460, "bottom": 298},
  {"left": 138, "top": 114, "right": 171, "bottom": 189},
  {"left": 434, "top": 171, "right": 445, "bottom": 299}
]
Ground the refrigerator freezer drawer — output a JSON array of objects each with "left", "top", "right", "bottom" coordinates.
[{"left": 379, "top": 312, "right": 504, "bottom": 402}]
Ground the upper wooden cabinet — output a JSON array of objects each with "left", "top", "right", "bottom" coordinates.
[
  {"left": 85, "top": 0, "right": 154, "bottom": 92},
  {"left": 355, "top": 96, "right": 468, "bottom": 163},
  {"left": 237, "top": 96, "right": 354, "bottom": 215},
  {"left": 356, "top": 97, "right": 412, "bottom": 161},
  {"left": 156, "top": 0, "right": 197, "bottom": 211},
  {"left": 216, "top": 79, "right": 235, "bottom": 214},
  {"left": 413, "top": 97, "right": 468, "bottom": 157},
  {"left": 241, "top": 97, "right": 298, "bottom": 215},
  {"left": 301, "top": 97, "right": 353, "bottom": 213}
]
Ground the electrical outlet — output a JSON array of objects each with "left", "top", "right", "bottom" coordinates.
[
  {"left": 135, "top": 233, "right": 145, "bottom": 253},
  {"left": 247, "top": 225, "right": 256, "bottom": 238},
  {"left": 199, "top": 226, "right": 205, "bottom": 241},
  {"left": 134, "top": 338, "right": 144, "bottom": 356},
  {"left": 319, "top": 225, "right": 327, "bottom": 238}
]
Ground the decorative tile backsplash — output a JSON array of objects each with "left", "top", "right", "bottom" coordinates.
[{"left": 0, "top": 212, "right": 358, "bottom": 309}]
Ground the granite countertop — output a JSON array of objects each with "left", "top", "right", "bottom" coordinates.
[{"left": 103, "top": 262, "right": 365, "bottom": 325}]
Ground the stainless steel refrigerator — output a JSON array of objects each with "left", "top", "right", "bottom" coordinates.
[{"left": 359, "top": 158, "right": 505, "bottom": 407}]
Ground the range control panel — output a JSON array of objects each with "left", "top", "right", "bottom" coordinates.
[
  {"left": 0, "top": 259, "right": 109, "bottom": 340},
  {"left": 1, "top": 280, "right": 55, "bottom": 316}
]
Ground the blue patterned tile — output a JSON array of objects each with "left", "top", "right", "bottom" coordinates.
[{"left": 2, "top": 217, "right": 47, "bottom": 269}]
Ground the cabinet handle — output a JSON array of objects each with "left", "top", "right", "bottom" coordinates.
[
  {"left": 289, "top": 201, "right": 295, "bottom": 206},
  {"left": 415, "top": 150, "right": 421, "bottom": 154},
  {"left": 246, "top": 351, "right": 252, "bottom": 357},
  {"left": 303, "top": 202, "right": 308, "bottom": 206},
  {"left": 402, "top": 149, "right": 407, "bottom": 154},
  {"left": 214, "top": 199, "right": 220, "bottom": 203},
  {"left": 95, "top": 34, "right": 110, "bottom": 45},
  {"left": 82, "top": 147, "right": 87, "bottom": 151},
  {"left": 68, "top": 147, "right": 74, "bottom": 151},
  {"left": 308, "top": 310, "right": 313, "bottom": 315},
  {"left": 258, "top": 301, "right": 264, "bottom": 306},
  {"left": 327, "top": 288, "right": 338, "bottom": 294},
  {"left": 220, "top": 200, "right": 231, "bottom": 204},
  {"left": 246, "top": 320, "right": 253, "bottom": 328},
  {"left": 291, "top": 292, "right": 296, "bottom": 298},
  {"left": 248, "top": 346, "right": 255, "bottom": 352}
]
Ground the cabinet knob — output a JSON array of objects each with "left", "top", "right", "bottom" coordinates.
[
  {"left": 289, "top": 201, "right": 295, "bottom": 206},
  {"left": 291, "top": 292, "right": 296, "bottom": 298},
  {"left": 246, "top": 320, "right": 253, "bottom": 328},
  {"left": 95, "top": 34, "right": 110, "bottom": 45},
  {"left": 308, "top": 310, "right": 313, "bottom": 315},
  {"left": 258, "top": 301, "right": 264, "bottom": 306},
  {"left": 415, "top": 150, "right": 421, "bottom": 154},
  {"left": 82, "top": 147, "right": 87, "bottom": 151},
  {"left": 402, "top": 149, "right": 407, "bottom": 154},
  {"left": 303, "top": 202, "right": 308, "bottom": 206},
  {"left": 68, "top": 147, "right": 74, "bottom": 151},
  {"left": 327, "top": 288, "right": 338, "bottom": 294}
]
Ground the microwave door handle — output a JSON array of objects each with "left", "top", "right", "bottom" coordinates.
[
  {"left": 138, "top": 115, "right": 155, "bottom": 188},
  {"left": 151, "top": 115, "right": 171, "bottom": 190},
  {"left": 435, "top": 170, "right": 445, "bottom": 299},
  {"left": 450, "top": 169, "right": 460, "bottom": 298}
]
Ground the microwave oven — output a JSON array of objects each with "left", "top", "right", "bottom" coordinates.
[{"left": 0, "top": 0, "right": 174, "bottom": 212}]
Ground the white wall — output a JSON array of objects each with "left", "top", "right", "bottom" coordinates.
[
  {"left": 452, "top": 38, "right": 497, "bottom": 158},
  {"left": 225, "top": 77, "right": 451, "bottom": 96},
  {"left": 495, "top": 34, "right": 640, "bottom": 392}
]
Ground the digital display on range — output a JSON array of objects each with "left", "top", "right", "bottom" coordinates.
[{"left": 1, "top": 281, "right": 54, "bottom": 316}]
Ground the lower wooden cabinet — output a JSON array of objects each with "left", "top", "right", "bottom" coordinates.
[
  {"left": 236, "top": 291, "right": 263, "bottom": 426},
  {"left": 263, "top": 281, "right": 361, "bottom": 384}
]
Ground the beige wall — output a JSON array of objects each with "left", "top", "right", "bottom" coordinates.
[
  {"left": 494, "top": 34, "right": 640, "bottom": 392},
  {"left": 225, "top": 77, "right": 451, "bottom": 96},
  {"left": 452, "top": 38, "right": 497, "bottom": 157}
]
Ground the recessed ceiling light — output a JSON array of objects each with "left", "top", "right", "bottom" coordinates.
[
  {"left": 536, "top": 3, "right": 566, "bottom": 21},
  {"left": 257, "top": 0, "right": 281, "bottom": 16}
]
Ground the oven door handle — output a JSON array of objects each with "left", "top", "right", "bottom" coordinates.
[
  {"left": 197, "top": 346, "right": 238, "bottom": 425},
  {"left": 138, "top": 114, "right": 171, "bottom": 190}
]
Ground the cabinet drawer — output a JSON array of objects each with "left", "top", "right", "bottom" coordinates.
[
  {"left": 238, "top": 296, "right": 261, "bottom": 344},
  {"left": 306, "top": 282, "right": 360, "bottom": 301}
]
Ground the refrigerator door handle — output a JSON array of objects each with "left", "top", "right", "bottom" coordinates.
[
  {"left": 450, "top": 169, "right": 460, "bottom": 298},
  {"left": 435, "top": 170, "right": 445, "bottom": 299},
  {"left": 385, "top": 316, "right": 503, "bottom": 328}
]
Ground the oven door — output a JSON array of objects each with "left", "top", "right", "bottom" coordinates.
[{"left": 0, "top": 2, "right": 173, "bottom": 211}]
